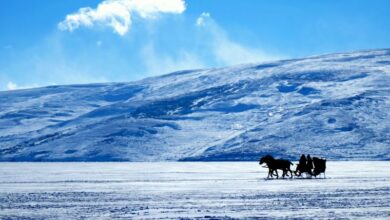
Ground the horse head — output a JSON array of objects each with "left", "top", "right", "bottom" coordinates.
[{"left": 259, "top": 154, "right": 274, "bottom": 165}]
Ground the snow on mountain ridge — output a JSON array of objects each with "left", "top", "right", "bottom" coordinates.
[{"left": 1, "top": 49, "right": 390, "bottom": 161}]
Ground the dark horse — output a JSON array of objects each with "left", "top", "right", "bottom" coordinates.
[{"left": 259, "top": 155, "right": 293, "bottom": 179}]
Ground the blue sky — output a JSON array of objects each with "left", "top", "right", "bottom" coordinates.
[{"left": 1, "top": 0, "right": 390, "bottom": 90}]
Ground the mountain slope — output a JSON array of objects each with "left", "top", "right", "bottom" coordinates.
[{"left": 1, "top": 49, "right": 390, "bottom": 161}]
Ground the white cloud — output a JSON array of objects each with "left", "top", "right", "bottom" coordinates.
[
  {"left": 196, "top": 12, "right": 210, "bottom": 27},
  {"left": 58, "top": 0, "right": 186, "bottom": 36},
  {"left": 139, "top": 12, "right": 283, "bottom": 77},
  {"left": 195, "top": 12, "right": 282, "bottom": 66},
  {"left": 6, "top": 81, "right": 38, "bottom": 91},
  {"left": 213, "top": 36, "right": 279, "bottom": 65},
  {"left": 141, "top": 43, "right": 205, "bottom": 75},
  {"left": 6, "top": 81, "right": 17, "bottom": 90}
]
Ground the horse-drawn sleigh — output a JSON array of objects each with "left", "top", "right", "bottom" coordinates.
[{"left": 259, "top": 154, "right": 326, "bottom": 179}]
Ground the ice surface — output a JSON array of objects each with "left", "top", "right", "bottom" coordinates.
[{"left": 0, "top": 162, "right": 389, "bottom": 219}]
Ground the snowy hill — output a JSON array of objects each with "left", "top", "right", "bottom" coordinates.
[{"left": 1, "top": 49, "right": 390, "bottom": 161}]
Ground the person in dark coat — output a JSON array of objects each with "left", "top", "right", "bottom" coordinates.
[
  {"left": 306, "top": 154, "right": 314, "bottom": 175},
  {"left": 295, "top": 154, "right": 307, "bottom": 176}
]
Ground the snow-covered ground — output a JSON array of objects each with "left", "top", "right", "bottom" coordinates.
[
  {"left": 1, "top": 49, "right": 390, "bottom": 161},
  {"left": 1, "top": 162, "right": 389, "bottom": 219}
]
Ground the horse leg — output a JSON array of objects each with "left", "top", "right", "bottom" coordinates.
[
  {"left": 267, "top": 169, "right": 271, "bottom": 178},
  {"left": 284, "top": 169, "right": 289, "bottom": 178},
  {"left": 275, "top": 170, "right": 279, "bottom": 179},
  {"left": 294, "top": 165, "right": 300, "bottom": 176},
  {"left": 272, "top": 169, "right": 277, "bottom": 177},
  {"left": 267, "top": 168, "right": 271, "bottom": 179}
]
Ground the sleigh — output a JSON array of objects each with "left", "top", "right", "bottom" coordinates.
[
  {"left": 312, "top": 157, "right": 326, "bottom": 178},
  {"left": 295, "top": 157, "right": 326, "bottom": 178}
]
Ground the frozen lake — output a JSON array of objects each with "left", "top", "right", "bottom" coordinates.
[{"left": 1, "top": 162, "right": 389, "bottom": 219}]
